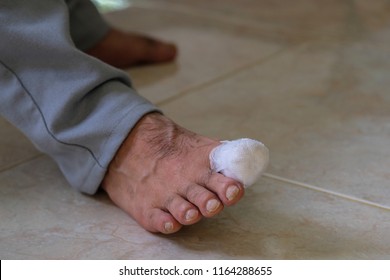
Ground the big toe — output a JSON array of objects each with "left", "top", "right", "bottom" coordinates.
[{"left": 144, "top": 39, "right": 178, "bottom": 63}]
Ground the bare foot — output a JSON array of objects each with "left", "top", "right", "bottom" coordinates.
[
  {"left": 86, "top": 28, "right": 177, "bottom": 68},
  {"left": 101, "top": 113, "right": 245, "bottom": 234}
]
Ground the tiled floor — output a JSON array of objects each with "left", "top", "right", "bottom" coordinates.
[{"left": 1, "top": 0, "right": 389, "bottom": 259}]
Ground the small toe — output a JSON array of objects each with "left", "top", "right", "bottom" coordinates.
[
  {"left": 165, "top": 195, "right": 201, "bottom": 225},
  {"left": 145, "top": 208, "right": 182, "bottom": 234},
  {"left": 205, "top": 172, "right": 245, "bottom": 206},
  {"left": 183, "top": 184, "right": 224, "bottom": 218}
]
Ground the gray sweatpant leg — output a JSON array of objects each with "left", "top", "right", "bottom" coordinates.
[
  {"left": 0, "top": 0, "right": 160, "bottom": 194},
  {"left": 65, "top": 0, "right": 110, "bottom": 51}
]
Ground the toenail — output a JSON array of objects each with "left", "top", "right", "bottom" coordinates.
[
  {"left": 226, "top": 185, "right": 239, "bottom": 201},
  {"left": 206, "top": 199, "right": 221, "bottom": 213},
  {"left": 185, "top": 209, "right": 198, "bottom": 221},
  {"left": 164, "top": 222, "right": 174, "bottom": 233}
]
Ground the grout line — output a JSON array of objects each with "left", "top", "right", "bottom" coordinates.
[
  {"left": 156, "top": 47, "right": 287, "bottom": 107},
  {"left": 0, "top": 154, "right": 44, "bottom": 174},
  {"left": 263, "top": 172, "right": 390, "bottom": 211}
]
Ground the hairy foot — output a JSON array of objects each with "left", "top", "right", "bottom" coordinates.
[
  {"left": 101, "top": 113, "right": 245, "bottom": 234},
  {"left": 86, "top": 28, "right": 177, "bottom": 68}
]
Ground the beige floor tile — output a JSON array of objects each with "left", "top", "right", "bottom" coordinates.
[
  {"left": 0, "top": 156, "right": 388, "bottom": 259},
  {"left": 103, "top": 6, "right": 282, "bottom": 104},
  {"left": 0, "top": 117, "right": 40, "bottom": 172},
  {"left": 160, "top": 41, "right": 390, "bottom": 207},
  {"left": 128, "top": 0, "right": 354, "bottom": 42},
  {"left": 130, "top": 0, "right": 390, "bottom": 44}
]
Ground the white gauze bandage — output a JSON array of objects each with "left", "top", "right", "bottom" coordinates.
[{"left": 209, "top": 138, "right": 269, "bottom": 188}]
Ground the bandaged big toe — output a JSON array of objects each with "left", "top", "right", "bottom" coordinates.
[{"left": 209, "top": 138, "right": 269, "bottom": 188}]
